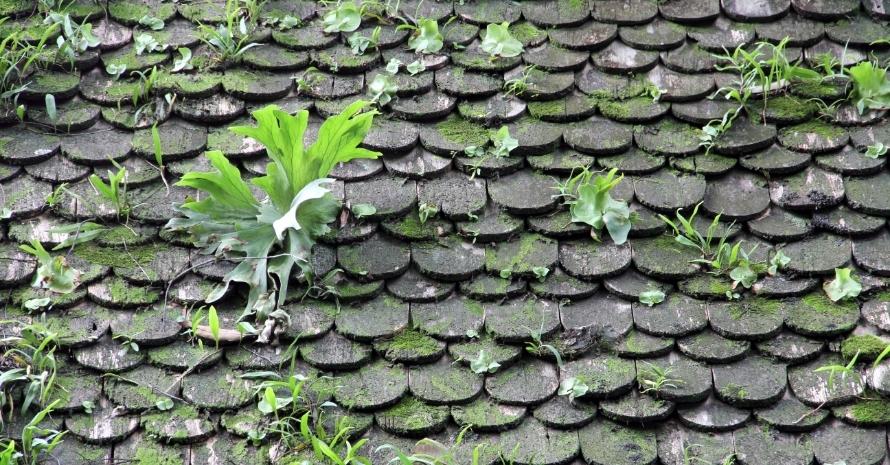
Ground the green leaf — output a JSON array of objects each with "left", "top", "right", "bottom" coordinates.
[
  {"left": 258, "top": 386, "right": 278, "bottom": 414},
  {"left": 271, "top": 178, "right": 339, "bottom": 241},
  {"left": 368, "top": 73, "right": 398, "bottom": 105},
  {"left": 177, "top": 151, "right": 259, "bottom": 217},
  {"left": 558, "top": 377, "right": 589, "bottom": 402},
  {"left": 155, "top": 398, "right": 174, "bottom": 411},
  {"left": 406, "top": 60, "right": 426, "bottom": 75},
  {"left": 208, "top": 305, "right": 220, "bottom": 347},
  {"left": 729, "top": 262, "right": 757, "bottom": 288},
  {"left": 19, "top": 239, "right": 80, "bottom": 294},
  {"left": 490, "top": 126, "right": 517, "bottom": 158},
  {"left": 480, "top": 22, "right": 524, "bottom": 58},
  {"left": 469, "top": 350, "right": 500, "bottom": 374},
  {"left": 639, "top": 289, "right": 665, "bottom": 307},
  {"left": 351, "top": 203, "right": 376, "bottom": 218},
  {"left": 138, "top": 15, "right": 165, "bottom": 30},
  {"left": 385, "top": 58, "right": 402, "bottom": 74},
  {"left": 865, "top": 142, "right": 888, "bottom": 159},
  {"left": 172, "top": 47, "right": 193, "bottom": 72},
  {"left": 322, "top": 1, "right": 361, "bottom": 33},
  {"left": 408, "top": 18, "right": 443, "bottom": 54},
  {"left": 824, "top": 267, "right": 862, "bottom": 302},
  {"left": 44, "top": 94, "right": 56, "bottom": 122},
  {"left": 151, "top": 123, "right": 164, "bottom": 168}
]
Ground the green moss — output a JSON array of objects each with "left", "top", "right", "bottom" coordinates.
[
  {"left": 598, "top": 97, "right": 653, "bottom": 120},
  {"left": 728, "top": 297, "right": 781, "bottom": 320},
  {"left": 802, "top": 292, "right": 857, "bottom": 316},
  {"left": 73, "top": 243, "right": 161, "bottom": 268},
  {"left": 101, "top": 225, "right": 143, "bottom": 245},
  {"left": 108, "top": 0, "right": 175, "bottom": 23},
  {"left": 783, "top": 120, "right": 846, "bottom": 139},
  {"left": 847, "top": 396, "right": 890, "bottom": 425},
  {"left": 108, "top": 277, "right": 158, "bottom": 303},
  {"left": 435, "top": 116, "right": 489, "bottom": 145},
  {"left": 380, "top": 397, "right": 446, "bottom": 429},
  {"left": 132, "top": 444, "right": 182, "bottom": 465},
  {"left": 720, "top": 382, "right": 748, "bottom": 399},
  {"left": 453, "top": 400, "right": 515, "bottom": 427},
  {"left": 378, "top": 329, "right": 441, "bottom": 357},
  {"left": 385, "top": 213, "right": 439, "bottom": 240},
  {"left": 527, "top": 99, "right": 566, "bottom": 118},
  {"left": 841, "top": 334, "right": 890, "bottom": 361},
  {"left": 103, "top": 49, "right": 169, "bottom": 71},
  {"left": 509, "top": 22, "right": 542, "bottom": 43}
]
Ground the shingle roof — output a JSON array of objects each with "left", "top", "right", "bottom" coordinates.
[{"left": 2, "top": 0, "right": 890, "bottom": 464}]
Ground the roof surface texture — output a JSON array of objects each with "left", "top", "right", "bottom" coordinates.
[{"left": 2, "top": 0, "right": 890, "bottom": 464}]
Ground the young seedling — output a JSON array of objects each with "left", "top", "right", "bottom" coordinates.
[
  {"left": 847, "top": 61, "right": 890, "bottom": 114},
  {"left": 377, "top": 425, "right": 490, "bottom": 465},
  {"left": 367, "top": 72, "right": 398, "bottom": 106},
  {"left": 824, "top": 267, "right": 862, "bottom": 302},
  {"left": 558, "top": 377, "right": 589, "bottom": 403},
  {"left": 401, "top": 17, "right": 444, "bottom": 54},
  {"left": 417, "top": 202, "right": 438, "bottom": 224},
  {"left": 865, "top": 142, "right": 888, "bottom": 158},
  {"left": 480, "top": 22, "right": 523, "bottom": 58},
  {"left": 524, "top": 315, "right": 563, "bottom": 368},
  {"left": 45, "top": 12, "right": 101, "bottom": 62},
  {"left": 134, "top": 33, "right": 165, "bottom": 55},
  {"left": 198, "top": 0, "right": 262, "bottom": 64},
  {"left": 348, "top": 25, "right": 381, "bottom": 55},
  {"left": 531, "top": 266, "right": 549, "bottom": 282},
  {"left": 322, "top": 0, "right": 363, "bottom": 33},
  {"left": 814, "top": 350, "right": 860, "bottom": 391},
  {"left": 469, "top": 350, "right": 500, "bottom": 374},
  {"left": 639, "top": 288, "right": 665, "bottom": 307},
  {"left": 638, "top": 362, "right": 682, "bottom": 395},
  {"left": 89, "top": 162, "right": 130, "bottom": 219},
  {"left": 0, "top": 26, "right": 51, "bottom": 111},
  {"left": 503, "top": 65, "right": 537, "bottom": 98},
  {"left": 556, "top": 167, "right": 634, "bottom": 245},
  {"left": 19, "top": 240, "right": 80, "bottom": 294},
  {"left": 463, "top": 126, "right": 518, "bottom": 179}
]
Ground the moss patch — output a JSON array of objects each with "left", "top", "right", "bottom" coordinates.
[
  {"left": 841, "top": 334, "right": 890, "bottom": 361},
  {"left": 435, "top": 116, "right": 489, "bottom": 145}
]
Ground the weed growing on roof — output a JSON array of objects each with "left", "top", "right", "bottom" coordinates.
[
  {"left": 639, "top": 288, "right": 665, "bottom": 307},
  {"left": 814, "top": 351, "right": 860, "bottom": 391},
  {"left": 0, "top": 323, "right": 60, "bottom": 421},
  {"left": 198, "top": 0, "right": 263, "bottom": 65},
  {"left": 503, "top": 65, "right": 537, "bottom": 98},
  {"left": 864, "top": 142, "right": 887, "bottom": 158},
  {"left": 823, "top": 267, "right": 861, "bottom": 302},
  {"left": 847, "top": 60, "right": 890, "bottom": 114},
  {"left": 659, "top": 203, "right": 789, "bottom": 294},
  {"left": 637, "top": 362, "right": 682, "bottom": 395},
  {"left": 555, "top": 167, "right": 634, "bottom": 245},
  {"left": 19, "top": 240, "right": 80, "bottom": 295},
  {"left": 377, "top": 425, "right": 494, "bottom": 465},
  {"left": 0, "top": 401, "right": 65, "bottom": 465},
  {"left": 0, "top": 20, "right": 51, "bottom": 115},
  {"left": 480, "top": 22, "right": 523, "bottom": 58},
  {"left": 469, "top": 349, "right": 500, "bottom": 374},
  {"left": 399, "top": 17, "right": 446, "bottom": 55},
  {"left": 558, "top": 377, "right": 589, "bottom": 403},
  {"left": 524, "top": 314, "right": 563, "bottom": 368},
  {"left": 166, "top": 100, "right": 381, "bottom": 333},
  {"left": 417, "top": 202, "right": 438, "bottom": 225},
  {"left": 463, "top": 126, "right": 518, "bottom": 178},
  {"left": 348, "top": 25, "right": 381, "bottom": 55}
]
